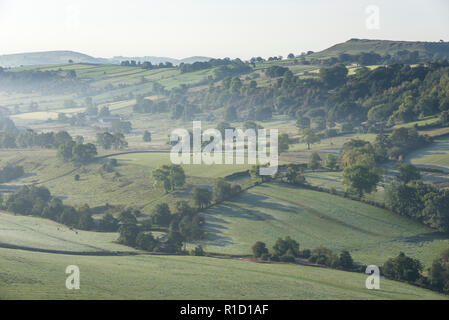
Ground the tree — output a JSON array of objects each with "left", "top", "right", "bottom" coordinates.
[
  {"left": 152, "top": 203, "right": 172, "bottom": 226},
  {"left": 382, "top": 252, "right": 422, "bottom": 283},
  {"left": 284, "top": 165, "right": 306, "bottom": 185},
  {"left": 308, "top": 152, "right": 321, "bottom": 170},
  {"left": 71, "top": 143, "right": 97, "bottom": 165},
  {"left": 319, "top": 63, "right": 348, "bottom": 88},
  {"left": 343, "top": 163, "right": 381, "bottom": 197},
  {"left": 77, "top": 205, "right": 94, "bottom": 230},
  {"left": 287, "top": 53, "right": 295, "bottom": 59},
  {"left": 143, "top": 130, "right": 152, "bottom": 142},
  {"left": 397, "top": 163, "right": 421, "bottom": 183},
  {"left": 214, "top": 179, "right": 232, "bottom": 202},
  {"left": 166, "top": 227, "right": 184, "bottom": 253},
  {"left": 252, "top": 241, "right": 269, "bottom": 259},
  {"left": 174, "top": 200, "right": 195, "bottom": 217},
  {"left": 98, "top": 106, "right": 111, "bottom": 117},
  {"left": 59, "top": 206, "right": 78, "bottom": 227},
  {"left": 429, "top": 249, "right": 449, "bottom": 292},
  {"left": 118, "top": 222, "right": 139, "bottom": 247},
  {"left": 152, "top": 165, "right": 186, "bottom": 193},
  {"left": 192, "top": 187, "right": 213, "bottom": 209},
  {"left": 422, "top": 190, "right": 449, "bottom": 232},
  {"left": 191, "top": 245, "right": 205, "bottom": 256},
  {"left": 57, "top": 140, "right": 75, "bottom": 162},
  {"left": 301, "top": 128, "right": 320, "bottom": 150},
  {"left": 54, "top": 131, "right": 73, "bottom": 147},
  {"left": 249, "top": 164, "right": 272, "bottom": 183},
  {"left": 325, "top": 153, "right": 338, "bottom": 170},
  {"left": 278, "top": 133, "right": 290, "bottom": 154},
  {"left": 272, "top": 237, "right": 299, "bottom": 261},
  {"left": 136, "top": 232, "right": 157, "bottom": 251},
  {"left": 339, "top": 250, "right": 353, "bottom": 269}
]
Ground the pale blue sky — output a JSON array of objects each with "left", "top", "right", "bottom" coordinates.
[{"left": 0, "top": 0, "right": 448, "bottom": 59}]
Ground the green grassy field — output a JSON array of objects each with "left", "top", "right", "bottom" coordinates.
[
  {"left": 406, "top": 137, "right": 449, "bottom": 172},
  {"left": 0, "top": 211, "right": 133, "bottom": 253},
  {"left": 109, "top": 152, "right": 255, "bottom": 179},
  {"left": 0, "top": 247, "right": 445, "bottom": 300},
  {"left": 198, "top": 183, "right": 449, "bottom": 267},
  {"left": 0, "top": 149, "right": 256, "bottom": 213}
]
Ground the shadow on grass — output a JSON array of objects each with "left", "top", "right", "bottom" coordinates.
[
  {"left": 230, "top": 192, "right": 299, "bottom": 215},
  {"left": 396, "top": 232, "right": 449, "bottom": 244}
]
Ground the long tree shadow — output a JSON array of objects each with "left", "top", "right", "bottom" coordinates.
[
  {"left": 395, "top": 232, "right": 449, "bottom": 244},
  {"left": 230, "top": 192, "right": 300, "bottom": 215},
  {"left": 202, "top": 191, "right": 304, "bottom": 247}
]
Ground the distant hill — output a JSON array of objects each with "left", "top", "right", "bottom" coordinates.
[
  {"left": 0, "top": 50, "right": 213, "bottom": 67},
  {"left": 311, "top": 38, "right": 449, "bottom": 60},
  {"left": 0, "top": 50, "right": 109, "bottom": 67},
  {"left": 109, "top": 55, "right": 212, "bottom": 66}
]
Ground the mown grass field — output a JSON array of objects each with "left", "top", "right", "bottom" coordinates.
[
  {"left": 0, "top": 149, "right": 256, "bottom": 213},
  {"left": 406, "top": 137, "right": 449, "bottom": 172},
  {"left": 0, "top": 211, "right": 133, "bottom": 253},
  {"left": 198, "top": 183, "right": 449, "bottom": 267},
  {"left": 0, "top": 247, "right": 445, "bottom": 300},
  {"left": 108, "top": 152, "right": 262, "bottom": 179}
]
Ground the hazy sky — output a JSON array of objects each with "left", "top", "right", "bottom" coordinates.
[{"left": 1, "top": 0, "right": 448, "bottom": 59}]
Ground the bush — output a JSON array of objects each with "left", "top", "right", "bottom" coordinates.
[
  {"left": 190, "top": 245, "right": 205, "bottom": 256},
  {"left": 272, "top": 237, "right": 299, "bottom": 257},
  {"left": 136, "top": 232, "right": 157, "bottom": 251},
  {"left": 382, "top": 252, "right": 423, "bottom": 283},
  {"left": 299, "top": 249, "right": 311, "bottom": 259},
  {"left": 252, "top": 241, "right": 269, "bottom": 259}
]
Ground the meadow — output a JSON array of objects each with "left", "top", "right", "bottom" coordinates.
[
  {"left": 0, "top": 211, "right": 134, "bottom": 253},
  {"left": 406, "top": 137, "right": 449, "bottom": 172},
  {"left": 197, "top": 183, "right": 449, "bottom": 267},
  {"left": 0, "top": 247, "right": 445, "bottom": 300}
]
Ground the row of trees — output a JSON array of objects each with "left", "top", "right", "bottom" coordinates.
[
  {"left": 117, "top": 200, "right": 205, "bottom": 254},
  {"left": 3, "top": 185, "right": 94, "bottom": 230},
  {"left": 120, "top": 60, "right": 174, "bottom": 69},
  {"left": 0, "top": 164, "right": 24, "bottom": 183},
  {"left": 163, "top": 59, "right": 449, "bottom": 135},
  {"left": 386, "top": 176, "right": 449, "bottom": 233},
  {"left": 96, "top": 132, "right": 128, "bottom": 150},
  {"left": 57, "top": 140, "right": 98, "bottom": 165},
  {"left": 381, "top": 249, "right": 449, "bottom": 295},
  {"left": 252, "top": 238, "right": 354, "bottom": 270}
]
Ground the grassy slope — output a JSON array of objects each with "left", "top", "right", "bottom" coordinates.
[
  {"left": 406, "top": 136, "right": 449, "bottom": 172},
  {"left": 0, "top": 211, "right": 133, "bottom": 253},
  {"left": 199, "top": 183, "right": 449, "bottom": 267},
  {"left": 0, "top": 149, "right": 256, "bottom": 213},
  {"left": 0, "top": 247, "right": 445, "bottom": 300},
  {"left": 310, "top": 39, "right": 449, "bottom": 59}
]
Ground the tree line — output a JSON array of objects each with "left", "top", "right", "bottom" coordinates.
[
  {"left": 252, "top": 238, "right": 356, "bottom": 271},
  {"left": 3, "top": 185, "right": 95, "bottom": 230}
]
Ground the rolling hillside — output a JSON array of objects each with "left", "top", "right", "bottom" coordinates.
[
  {"left": 311, "top": 38, "right": 449, "bottom": 60},
  {"left": 198, "top": 183, "right": 449, "bottom": 267},
  {"left": 0, "top": 51, "right": 213, "bottom": 68},
  {"left": 0, "top": 51, "right": 109, "bottom": 67},
  {"left": 0, "top": 247, "right": 446, "bottom": 299}
]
